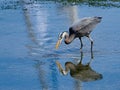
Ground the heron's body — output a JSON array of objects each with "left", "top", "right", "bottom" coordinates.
[
  {"left": 55, "top": 16, "right": 102, "bottom": 51},
  {"left": 56, "top": 61, "right": 102, "bottom": 82}
]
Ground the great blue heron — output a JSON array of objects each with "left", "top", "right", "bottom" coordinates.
[
  {"left": 55, "top": 16, "right": 102, "bottom": 51},
  {"left": 56, "top": 52, "right": 103, "bottom": 82},
  {"left": 56, "top": 61, "right": 102, "bottom": 82}
]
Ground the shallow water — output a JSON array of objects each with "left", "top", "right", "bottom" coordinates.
[{"left": 0, "top": 0, "right": 120, "bottom": 90}]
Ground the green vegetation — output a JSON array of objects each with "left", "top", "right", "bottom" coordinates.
[
  {"left": 35, "top": 0, "right": 120, "bottom": 8},
  {"left": 51, "top": 0, "right": 120, "bottom": 8},
  {"left": 0, "top": 0, "right": 120, "bottom": 10}
]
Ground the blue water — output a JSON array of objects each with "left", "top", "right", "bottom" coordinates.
[{"left": 0, "top": 0, "right": 120, "bottom": 90}]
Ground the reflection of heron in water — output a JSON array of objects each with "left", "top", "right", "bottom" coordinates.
[
  {"left": 55, "top": 16, "right": 102, "bottom": 51},
  {"left": 56, "top": 52, "right": 103, "bottom": 82}
]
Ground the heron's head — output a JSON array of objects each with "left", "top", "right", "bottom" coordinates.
[
  {"left": 55, "top": 31, "right": 68, "bottom": 49},
  {"left": 94, "top": 16, "right": 102, "bottom": 23}
]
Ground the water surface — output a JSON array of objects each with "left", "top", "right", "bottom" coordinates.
[{"left": 0, "top": 0, "right": 120, "bottom": 90}]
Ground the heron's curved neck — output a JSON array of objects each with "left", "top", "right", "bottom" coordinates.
[
  {"left": 65, "top": 62, "right": 76, "bottom": 71},
  {"left": 61, "top": 62, "right": 76, "bottom": 75},
  {"left": 62, "top": 32, "right": 75, "bottom": 44}
]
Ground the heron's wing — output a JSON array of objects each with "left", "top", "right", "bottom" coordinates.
[
  {"left": 71, "top": 17, "right": 101, "bottom": 33},
  {"left": 71, "top": 18, "right": 93, "bottom": 31}
]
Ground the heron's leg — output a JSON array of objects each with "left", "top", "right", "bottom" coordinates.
[
  {"left": 87, "top": 35, "right": 93, "bottom": 51},
  {"left": 79, "top": 37, "right": 83, "bottom": 50},
  {"left": 79, "top": 51, "right": 83, "bottom": 64},
  {"left": 87, "top": 50, "right": 94, "bottom": 65}
]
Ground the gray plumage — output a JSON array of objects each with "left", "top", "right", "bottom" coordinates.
[
  {"left": 56, "top": 16, "right": 102, "bottom": 51},
  {"left": 69, "top": 16, "right": 102, "bottom": 37}
]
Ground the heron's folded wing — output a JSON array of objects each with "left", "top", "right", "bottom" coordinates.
[{"left": 71, "top": 18, "right": 93, "bottom": 31}]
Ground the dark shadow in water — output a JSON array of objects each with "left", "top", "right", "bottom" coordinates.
[{"left": 56, "top": 51, "right": 103, "bottom": 82}]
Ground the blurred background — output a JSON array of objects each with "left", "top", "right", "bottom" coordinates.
[{"left": 0, "top": 0, "right": 120, "bottom": 90}]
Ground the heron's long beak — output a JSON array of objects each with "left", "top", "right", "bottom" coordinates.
[
  {"left": 55, "top": 39, "right": 62, "bottom": 49},
  {"left": 56, "top": 61, "right": 68, "bottom": 75}
]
